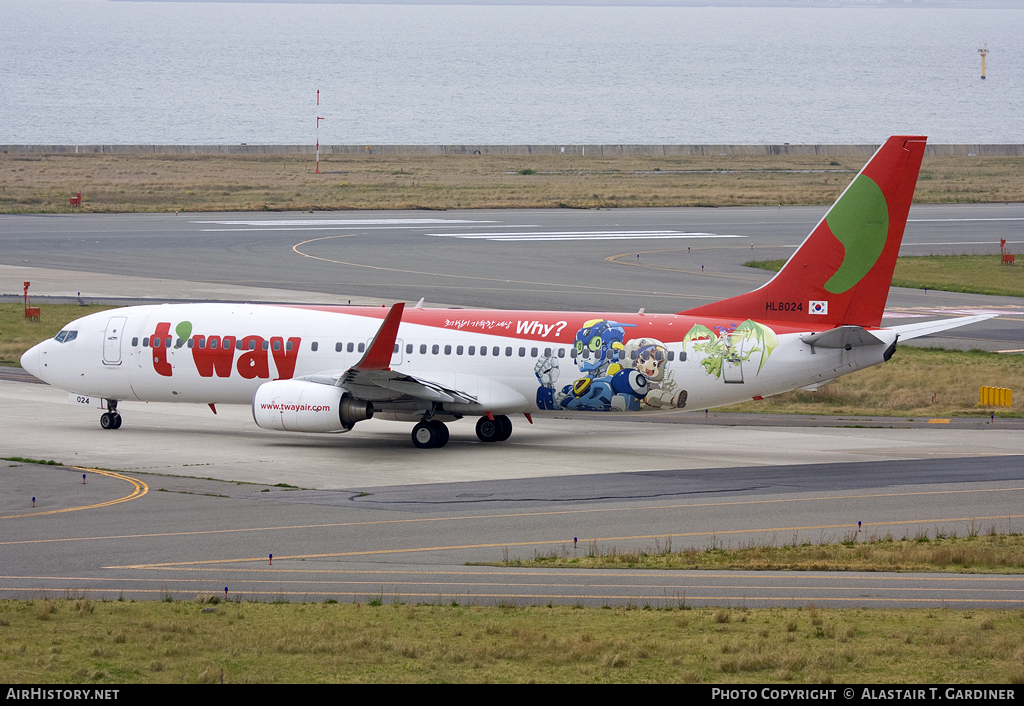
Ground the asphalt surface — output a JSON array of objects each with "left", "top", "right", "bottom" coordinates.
[{"left": 1, "top": 204, "right": 1022, "bottom": 607}]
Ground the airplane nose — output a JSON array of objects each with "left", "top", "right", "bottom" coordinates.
[{"left": 20, "top": 343, "right": 44, "bottom": 380}]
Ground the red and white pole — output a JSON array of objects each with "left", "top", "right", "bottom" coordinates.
[{"left": 315, "top": 90, "right": 323, "bottom": 174}]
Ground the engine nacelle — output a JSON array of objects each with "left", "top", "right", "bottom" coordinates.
[{"left": 252, "top": 379, "right": 373, "bottom": 433}]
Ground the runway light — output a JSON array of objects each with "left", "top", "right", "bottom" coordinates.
[
  {"left": 269, "top": 553, "right": 273, "bottom": 565},
  {"left": 82, "top": 474, "right": 86, "bottom": 484},
  {"left": 574, "top": 537, "right": 578, "bottom": 549},
  {"left": 224, "top": 586, "right": 229, "bottom": 600},
  {"left": 32, "top": 496, "right": 35, "bottom": 507}
]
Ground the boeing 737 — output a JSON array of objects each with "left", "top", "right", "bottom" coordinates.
[{"left": 20, "top": 136, "right": 991, "bottom": 448}]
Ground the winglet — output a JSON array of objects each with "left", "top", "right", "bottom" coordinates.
[{"left": 354, "top": 303, "right": 405, "bottom": 371}]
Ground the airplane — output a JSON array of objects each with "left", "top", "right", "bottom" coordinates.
[{"left": 20, "top": 135, "right": 992, "bottom": 449}]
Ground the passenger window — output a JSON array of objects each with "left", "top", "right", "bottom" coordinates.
[
  {"left": 286, "top": 341, "right": 294, "bottom": 351},
  {"left": 432, "top": 344, "right": 439, "bottom": 355},
  {"left": 358, "top": 343, "right": 365, "bottom": 353},
  {"left": 406, "top": 344, "right": 413, "bottom": 354},
  {"left": 131, "top": 337, "right": 138, "bottom": 347},
  {"left": 347, "top": 342, "right": 354, "bottom": 353},
  {"left": 394, "top": 344, "right": 399, "bottom": 354},
  {"left": 531, "top": 347, "right": 538, "bottom": 357},
  {"left": 236, "top": 340, "right": 243, "bottom": 351},
  {"left": 457, "top": 345, "right": 464, "bottom": 355},
  {"left": 248, "top": 340, "right": 256, "bottom": 351},
  {"left": 335, "top": 342, "right": 342, "bottom": 352},
  {"left": 420, "top": 344, "right": 427, "bottom": 355},
  {"left": 142, "top": 337, "right": 150, "bottom": 347},
  {"left": 544, "top": 348, "right": 552, "bottom": 357},
  {"left": 480, "top": 346, "right": 487, "bottom": 356},
  {"left": 493, "top": 347, "right": 500, "bottom": 357},
  {"left": 558, "top": 348, "right": 565, "bottom": 358},
  {"left": 262, "top": 341, "right": 269, "bottom": 351},
  {"left": 444, "top": 345, "right": 452, "bottom": 355},
  {"left": 209, "top": 339, "right": 218, "bottom": 350},
  {"left": 518, "top": 347, "right": 525, "bottom": 357},
  {"left": 311, "top": 342, "right": 318, "bottom": 352},
  {"left": 505, "top": 347, "right": 512, "bottom": 357},
  {"left": 151, "top": 337, "right": 161, "bottom": 349},
  {"left": 468, "top": 346, "right": 475, "bottom": 355},
  {"left": 197, "top": 338, "right": 206, "bottom": 349},
  {"left": 187, "top": 339, "right": 194, "bottom": 349},
  {"left": 667, "top": 351, "right": 674, "bottom": 361}
]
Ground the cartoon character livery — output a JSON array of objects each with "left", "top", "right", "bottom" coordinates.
[
  {"left": 22, "top": 136, "right": 996, "bottom": 448},
  {"left": 535, "top": 319, "right": 653, "bottom": 412}
]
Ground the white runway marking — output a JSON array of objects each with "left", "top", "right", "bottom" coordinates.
[
  {"left": 428, "top": 230, "right": 745, "bottom": 242},
  {"left": 192, "top": 219, "right": 494, "bottom": 226}
]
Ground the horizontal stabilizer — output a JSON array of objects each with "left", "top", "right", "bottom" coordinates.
[
  {"left": 889, "top": 314, "right": 996, "bottom": 341},
  {"left": 801, "top": 326, "right": 884, "bottom": 349}
]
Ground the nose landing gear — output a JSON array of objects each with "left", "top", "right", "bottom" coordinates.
[{"left": 99, "top": 400, "right": 121, "bottom": 430}]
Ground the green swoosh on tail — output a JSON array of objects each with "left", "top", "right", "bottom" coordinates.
[{"left": 824, "top": 175, "right": 889, "bottom": 294}]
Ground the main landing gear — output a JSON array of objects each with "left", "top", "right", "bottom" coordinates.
[
  {"left": 475, "top": 415, "right": 512, "bottom": 443},
  {"left": 410, "top": 414, "right": 514, "bottom": 448},
  {"left": 411, "top": 419, "right": 450, "bottom": 449},
  {"left": 99, "top": 400, "right": 122, "bottom": 430}
]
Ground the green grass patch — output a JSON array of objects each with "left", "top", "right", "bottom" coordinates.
[
  {"left": 489, "top": 532, "right": 1024, "bottom": 575},
  {"left": 745, "top": 254, "right": 1024, "bottom": 298},
  {"left": 2, "top": 457, "right": 62, "bottom": 466},
  {"left": 0, "top": 303, "right": 116, "bottom": 366},
  {"left": 1, "top": 599, "right": 1022, "bottom": 683}
]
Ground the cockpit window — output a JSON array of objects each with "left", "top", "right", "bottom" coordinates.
[{"left": 54, "top": 330, "right": 78, "bottom": 343}]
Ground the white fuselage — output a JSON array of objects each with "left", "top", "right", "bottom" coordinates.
[{"left": 21, "top": 303, "right": 896, "bottom": 425}]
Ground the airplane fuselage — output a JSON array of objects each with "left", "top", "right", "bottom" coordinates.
[{"left": 22, "top": 302, "right": 894, "bottom": 422}]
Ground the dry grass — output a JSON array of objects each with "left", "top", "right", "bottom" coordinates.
[
  {"left": 725, "top": 347, "right": 1024, "bottom": 417},
  {"left": 1, "top": 599, "right": 1022, "bottom": 683},
  {"left": 2, "top": 152, "right": 1022, "bottom": 213}
]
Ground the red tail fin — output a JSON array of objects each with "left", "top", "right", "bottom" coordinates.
[{"left": 680, "top": 136, "right": 926, "bottom": 328}]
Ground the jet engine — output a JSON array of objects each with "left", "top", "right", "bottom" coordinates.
[{"left": 252, "top": 379, "right": 373, "bottom": 433}]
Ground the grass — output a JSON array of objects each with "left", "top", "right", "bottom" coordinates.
[
  {"left": 2, "top": 152, "right": 1022, "bottom": 213},
  {"left": 723, "top": 346, "right": 1024, "bottom": 417},
  {"left": 1, "top": 598, "right": 1022, "bottom": 683},
  {"left": 0, "top": 303, "right": 115, "bottom": 366},
  {"left": 491, "top": 531, "right": 1024, "bottom": 575},
  {"left": 746, "top": 254, "right": 1024, "bottom": 298}
]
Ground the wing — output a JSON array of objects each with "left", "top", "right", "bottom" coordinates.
[{"left": 294, "top": 302, "right": 478, "bottom": 406}]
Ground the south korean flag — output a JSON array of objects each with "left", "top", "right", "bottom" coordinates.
[{"left": 809, "top": 300, "right": 828, "bottom": 315}]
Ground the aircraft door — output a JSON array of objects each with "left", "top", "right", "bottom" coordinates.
[
  {"left": 102, "top": 316, "right": 128, "bottom": 365},
  {"left": 723, "top": 337, "right": 744, "bottom": 384},
  {"left": 391, "top": 339, "right": 403, "bottom": 366}
]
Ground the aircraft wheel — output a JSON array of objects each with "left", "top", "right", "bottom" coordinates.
[
  {"left": 412, "top": 421, "right": 439, "bottom": 449},
  {"left": 494, "top": 415, "right": 512, "bottom": 441},
  {"left": 430, "top": 420, "right": 450, "bottom": 448},
  {"left": 112, "top": 413, "right": 122, "bottom": 429},
  {"left": 476, "top": 415, "right": 510, "bottom": 443},
  {"left": 100, "top": 412, "right": 119, "bottom": 430}
]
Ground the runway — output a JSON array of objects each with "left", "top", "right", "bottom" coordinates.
[{"left": 1, "top": 205, "right": 1022, "bottom": 607}]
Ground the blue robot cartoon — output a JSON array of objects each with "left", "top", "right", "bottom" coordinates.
[{"left": 535, "top": 319, "right": 648, "bottom": 411}]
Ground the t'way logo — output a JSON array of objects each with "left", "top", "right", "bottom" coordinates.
[{"left": 149, "top": 322, "right": 300, "bottom": 380}]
